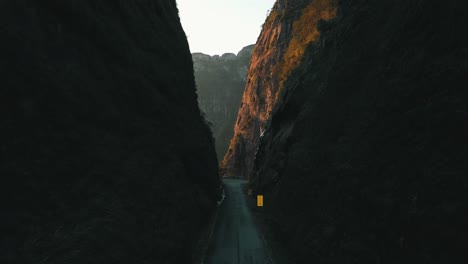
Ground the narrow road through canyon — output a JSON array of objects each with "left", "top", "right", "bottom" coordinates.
[{"left": 205, "top": 178, "right": 272, "bottom": 264}]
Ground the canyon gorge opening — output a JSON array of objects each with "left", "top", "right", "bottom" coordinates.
[{"left": 1, "top": 0, "right": 467, "bottom": 263}]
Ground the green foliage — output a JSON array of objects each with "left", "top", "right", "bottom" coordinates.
[{"left": 0, "top": 0, "right": 220, "bottom": 263}]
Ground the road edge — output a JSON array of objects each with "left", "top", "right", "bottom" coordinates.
[{"left": 193, "top": 185, "right": 224, "bottom": 264}]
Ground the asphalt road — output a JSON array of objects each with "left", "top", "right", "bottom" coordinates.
[{"left": 205, "top": 178, "right": 272, "bottom": 264}]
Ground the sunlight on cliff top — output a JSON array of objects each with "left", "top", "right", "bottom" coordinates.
[{"left": 275, "top": 0, "right": 338, "bottom": 100}]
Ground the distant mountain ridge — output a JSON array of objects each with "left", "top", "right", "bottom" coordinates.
[{"left": 193, "top": 45, "right": 254, "bottom": 160}]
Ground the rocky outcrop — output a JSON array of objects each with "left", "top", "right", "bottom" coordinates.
[
  {"left": 193, "top": 45, "right": 254, "bottom": 160},
  {"left": 252, "top": 0, "right": 468, "bottom": 263},
  {"left": 221, "top": 0, "right": 338, "bottom": 177},
  {"left": 0, "top": 1, "right": 220, "bottom": 263}
]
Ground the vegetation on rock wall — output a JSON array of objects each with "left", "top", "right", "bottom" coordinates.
[
  {"left": 276, "top": 0, "right": 337, "bottom": 98},
  {"left": 0, "top": 1, "right": 220, "bottom": 263}
]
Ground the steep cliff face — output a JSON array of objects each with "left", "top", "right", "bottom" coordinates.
[
  {"left": 193, "top": 45, "right": 254, "bottom": 160},
  {"left": 253, "top": 0, "right": 468, "bottom": 263},
  {"left": 0, "top": 1, "right": 220, "bottom": 263},
  {"left": 222, "top": 0, "right": 337, "bottom": 177}
]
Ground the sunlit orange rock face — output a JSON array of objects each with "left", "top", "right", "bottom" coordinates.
[{"left": 221, "top": 0, "right": 337, "bottom": 178}]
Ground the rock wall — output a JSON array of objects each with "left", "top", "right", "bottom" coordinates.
[
  {"left": 253, "top": 0, "right": 468, "bottom": 263},
  {"left": 0, "top": 1, "right": 220, "bottom": 263},
  {"left": 221, "top": 0, "right": 337, "bottom": 177},
  {"left": 193, "top": 45, "right": 254, "bottom": 160}
]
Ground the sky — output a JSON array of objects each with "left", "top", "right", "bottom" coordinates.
[{"left": 177, "top": 0, "right": 276, "bottom": 56}]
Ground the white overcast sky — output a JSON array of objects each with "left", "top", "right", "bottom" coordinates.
[{"left": 177, "top": 0, "right": 276, "bottom": 56}]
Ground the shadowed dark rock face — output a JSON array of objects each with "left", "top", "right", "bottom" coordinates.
[
  {"left": 0, "top": 1, "right": 220, "bottom": 263},
  {"left": 250, "top": 0, "right": 468, "bottom": 263},
  {"left": 193, "top": 45, "right": 254, "bottom": 160}
]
